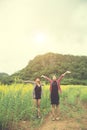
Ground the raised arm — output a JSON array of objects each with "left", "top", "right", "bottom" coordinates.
[
  {"left": 23, "top": 80, "right": 35, "bottom": 84},
  {"left": 58, "top": 71, "right": 71, "bottom": 82},
  {"left": 41, "top": 75, "right": 52, "bottom": 82}
]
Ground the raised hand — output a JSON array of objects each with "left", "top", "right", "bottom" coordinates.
[
  {"left": 66, "top": 71, "right": 71, "bottom": 74},
  {"left": 41, "top": 75, "right": 46, "bottom": 78}
]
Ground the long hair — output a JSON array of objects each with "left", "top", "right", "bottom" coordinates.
[{"left": 35, "top": 78, "right": 41, "bottom": 85}]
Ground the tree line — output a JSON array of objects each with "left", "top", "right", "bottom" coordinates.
[{"left": 0, "top": 52, "right": 87, "bottom": 85}]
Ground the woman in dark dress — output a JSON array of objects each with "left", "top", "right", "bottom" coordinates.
[
  {"left": 24, "top": 78, "right": 42, "bottom": 118},
  {"left": 33, "top": 78, "right": 42, "bottom": 118},
  {"left": 51, "top": 80, "right": 59, "bottom": 105},
  {"left": 41, "top": 71, "right": 71, "bottom": 121}
]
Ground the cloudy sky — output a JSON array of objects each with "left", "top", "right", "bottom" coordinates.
[{"left": 0, "top": 0, "right": 87, "bottom": 74}]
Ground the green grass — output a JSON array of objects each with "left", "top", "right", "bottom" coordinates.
[{"left": 0, "top": 84, "right": 87, "bottom": 130}]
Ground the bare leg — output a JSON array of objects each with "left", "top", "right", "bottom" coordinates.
[
  {"left": 55, "top": 105, "right": 60, "bottom": 120},
  {"left": 37, "top": 99, "right": 41, "bottom": 118},
  {"left": 33, "top": 99, "right": 38, "bottom": 117},
  {"left": 51, "top": 105, "right": 55, "bottom": 120}
]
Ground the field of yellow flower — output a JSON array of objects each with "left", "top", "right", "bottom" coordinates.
[{"left": 0, "top": 84, "right": 87, "bottom": 130}]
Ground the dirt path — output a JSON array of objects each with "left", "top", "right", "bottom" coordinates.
[
  {"left": 14, "top": 111, "right": 87, "bottom": 130},
  {"left": 16, "top": 113, "right": 87, "bottom": 130},
  {"left": 37, "top": 114, "right": 82, "bottom": 130},
  {"left": 38, "top": 105, "right": 87, "bottom": 130}
]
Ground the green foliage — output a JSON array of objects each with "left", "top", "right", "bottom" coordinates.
[
  {"left": 0, "top": 84, "right": 87, "bottom": 129},
  {"left": 12, "top": 53, "right": 87, "bottom": 85},
  {"left": 1, "top": 53, "right": 87, "bottom": 85},
  {"left": 0, "top": 73, "right": 14, "bottom": 85},
  {"left": 80, "top": 88, "right": 87, "bottom": 103}
]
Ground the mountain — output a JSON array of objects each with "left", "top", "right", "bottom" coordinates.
[
  {"left": 0, "top": 72, "right": 9, "bottom": 79},
  {"left": 0, "top": 73, "right": 9, "bottom": 84},
  {"left": 12, "top": 52, "right": 87, "bottom": 85},
  {"left": 0, "top": 73, "right": 14, "bottom": 84}
]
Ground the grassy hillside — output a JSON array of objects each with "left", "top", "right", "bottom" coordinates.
[
  {"left": 0, "top": 52, "right": 87, "bottom": 85},
  {"left": 12, "top": 52, "right": 87, "bottom": 85}
]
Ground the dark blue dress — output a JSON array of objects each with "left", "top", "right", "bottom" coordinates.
[
  {"left": 51, "top": 81, "right": 59, "bottom": 105},
  {"left": 34, "top": 85, "right": 42, "bottom": 99}
]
